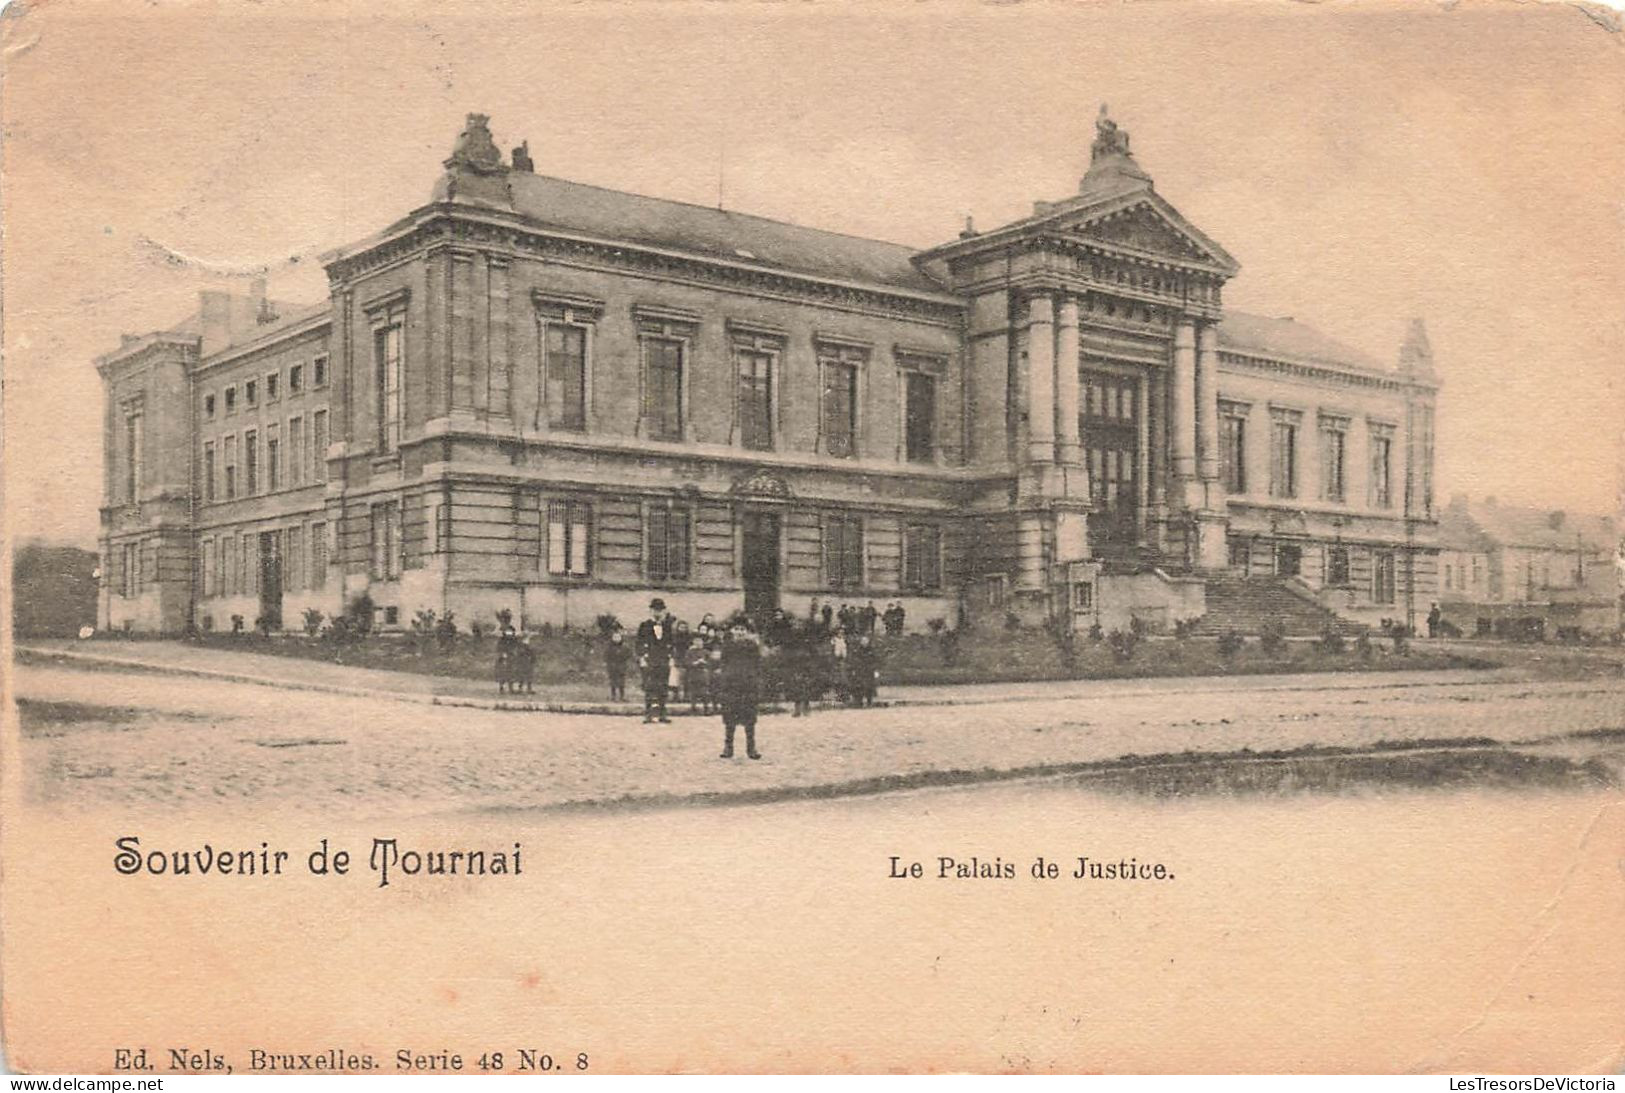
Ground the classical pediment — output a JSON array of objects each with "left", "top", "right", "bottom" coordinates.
[{"left": 1059, "top": 195, "right": 1238, "bottom": 275}]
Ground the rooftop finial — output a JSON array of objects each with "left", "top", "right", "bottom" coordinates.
[
  {"left": 445, "top": 112, "right": 504, "bottom": 175},
  {"left": 1080, "top": 103, "right": 1151, "bottom": 194},
  {"left": 960, "top": 214, "right": 978, "bottom": 239}
]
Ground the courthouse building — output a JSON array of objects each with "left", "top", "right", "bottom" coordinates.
[{"left": 97, "top": 109, "right": 1440, "bottom": 636}]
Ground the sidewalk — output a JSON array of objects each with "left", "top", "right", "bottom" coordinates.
[{"left": 18, "top": 638, "right": 1523, "bottom": 714}]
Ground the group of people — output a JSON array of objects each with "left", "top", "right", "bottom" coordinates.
[
  {"left": 493, "top": 595, "right": 901, "bottom": 761},
  {"left": 617, "top": 598, "right": 764, "bottom": 759}
]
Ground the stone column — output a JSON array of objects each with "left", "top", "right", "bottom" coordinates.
[
  {"left": 1196, "top": 322, "right": 1221, "bottom": 492},
  {"left": 1171, "top": 318, "right": 1198, "bottom": 503},
  {"left": 1025, "top": 294, "right": 1055, "bottom": 465},
  {"left": 1054, "top": 296, "right": 1081, "bottom": 466}
]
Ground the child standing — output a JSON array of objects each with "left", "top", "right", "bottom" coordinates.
[{"left": 604, "top": 627, "right": 631, "bottom": 701}]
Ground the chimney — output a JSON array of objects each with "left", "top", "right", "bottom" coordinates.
[
  {"left": 198, "top": 290, "right": 233, "bottom": 357},
  {"left": 250, "top": 277, "right": 276, "bottom": 324}
]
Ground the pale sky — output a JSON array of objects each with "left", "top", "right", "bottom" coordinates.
[{"left": 4, "top": 0, "right": 1622, "bottom": 548}]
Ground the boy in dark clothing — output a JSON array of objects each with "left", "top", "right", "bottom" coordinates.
[
  {"left": 604, "top": 628, "right": 631, "bottom": 700},
  {"left": 717, "top": 622, "right": 763, "bottom": 760}
]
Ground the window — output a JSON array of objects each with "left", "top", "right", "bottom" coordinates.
[
  {"left": 642, "top": 336, "right": 684, "bottom": 441},
  {"left": 1373, "top": 550, "right": 1396, "bottom": 604},
  {"left": 1369, "top": 428, "right": 1393, "bottom": 509},
  {"left": 245, "top": 379, "right": 258, "bottom": 407},
  {"left": 1220, "top": 410, "right": 1247, "bottom": 493},
  {"left": 123, "top": 412, "right": 143, "bottom": 504},
  {"left": 312, "top": 409, "right": 328, "bottom": 483},
  {"left": 1416, "top": 404, "right": 1435, "bottom": 517},
  {"left": 374, "top": 320, "right": 402, "bottom": 452},
  {"left": 244, "top": 429, "right": 258, "bottom": 494},
  {"left": 202, "top": 538, "right": 216, "bottom": 597},
  {"left": 646, "top": 504, "right": 690, "bottom": 583},
  {"left": 121, "top": 542, "right": 139, "bottom": 598},
  {"left": 204, "top": 392, "right": 216, "bottom": 419},
  {"left": 289, "top": 364, "right": 302, "bottom": 393},
  {"left": 820, "top": 346, "right": 863, "bottom": 458},
  {"left": 370, "top": 501, "right": 402, "bottom": 580},
  {"left": 266, "top": 424, "right": 280, "bottom": 491},
  {"left": 309, "top": 523, "right": 328, "bottom": 589},
  {"left": 823, "top": 513, "right": 864, "bottom": 590},
  {"left": 1073, "top": 582, "right": 1093, "bottom": 611},
  {"left": 1444, "top": 563, "right": 1454, "bottom": 591},
  {"left": 203, "top": 442, "right": 216, "bottom": 502},
  {"left": 288, "top": 417, "right": 303, "bottom": 486},
  {"left": 1229, "top": 539, "right": 1251, "bottom": 571},
  {"left": 313, "top": 355, "right": 328, "bottom": 388},
  {"left": 736, "top": 347, "right": 774, "bottom": 451},
  {"left": 284, "top": 525, "right": 303, "bottom": 593},
  {"left": 1320, "top": 417, "right": 1348, "bottom": 502},
  {"left": 224, "top": 434, "right": 238, "bottom": 499},
  {"left": 1276, "top": 543, "right": 1302, "bottom": 578},
  {"left": 224, "top": 385, "right": 237, "bottom": 414},
  {"left": 903, "top": 524, "right": 942, "bottom": 590},
  {"left": 241, "top": 532, "right": 255, "bottom": 596},
  {"left": 266, "top": 371, "right": 279, "bottom": 401},
  {"left": 544, "top": 323, "right": 589, "bottom": 431},
  {"left": 1269, "top": 411, "right": 1299, "bottom": 499},
  {"left": 904, "top": 371, "right": 936, "bottom": 464},
  {"left": 547, "top": 499, "right": 592, "bottom": 576},
  {"left": 1327, "top": 546, "right": 1350, "bottom": 586}
]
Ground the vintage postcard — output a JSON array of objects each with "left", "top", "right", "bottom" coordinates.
[{"left": 3, "top": 0, "right": 1622, "bottom": 1076}]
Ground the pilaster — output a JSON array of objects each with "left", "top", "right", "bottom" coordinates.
[
  {"left": 1025, "top": 293, "right": 1055, "bottom": 466},
  {"left": 1171, "top": 317, "right": 1199, "bottom": 507},
  {"left": 1054, "top": 296, "right": 1081, "bottom": 466}
]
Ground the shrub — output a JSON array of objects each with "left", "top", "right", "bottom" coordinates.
[
  {"left": 1129, "top": 615, "right": 1150, "bottom": 638},
  {"left": 926, "top": 617, "right": 947, "bottom": 634},
  {"left": 302, "top": 608, "right": 324, "bottom": 637},
  {"left": 1356, "top": 631, "right": 1374, "bottom": 660},
  {"left": 1003, "top": 611, "right": 1022, "bottom": 632},
  {"left": 230, "top": 614, "right": 245, "bottom": 635},
  {"left": 435, "top": 612, "right": 458, "bottom": 651},
  {"left": 1173, "top": 617, "right": 1198, "bottom": 639},
  {"left": 1217, "top": 630, "right": 1245, "bottom": 659},
  {"left": 1088, "top": 623, "right": 1104, "bottom": 642},
  {"left": 347, "top": 592, "right": 377, "bottom": 635},
  {"left": 1391, "top": 627, "right": 1410, "bottom": 655},
  {"left": 1106, "top": 627, "right": 1139, "bottom": 663},
  {"left": 1259, "top": 621, "right": 1287, "bottom": 656},
  {"left": 594, "top": 613, "right": 620, "bottom": 638},
  {"left": 1319, "top": 626, "right": 1346, "bottom": 655},
  {"left": 254, "top": 615, "right": 275, "bottom": 637}
]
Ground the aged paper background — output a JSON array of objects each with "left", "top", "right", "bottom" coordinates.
[{"left": 3, "top": 0, "right": 1623, "bottom": 1074}]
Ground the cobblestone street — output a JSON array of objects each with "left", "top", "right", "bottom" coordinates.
[{"left": 15, "top": 645, "right": 1625, "bottom": 818}]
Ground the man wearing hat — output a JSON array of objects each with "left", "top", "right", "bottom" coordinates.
[{"left": 635, "top": 597, "right": 674, "bottom": 723}]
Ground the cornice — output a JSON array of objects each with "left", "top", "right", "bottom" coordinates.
[
  {"left": 1218, "top": 350, "right": 1412, "bottom": 393},
  {"left": 326, "top": 207, "right": 966, "bottom": 328}
]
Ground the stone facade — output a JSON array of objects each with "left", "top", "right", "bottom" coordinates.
[{"left": 97, "top": 109, "right": 1441, "bottom": 636}]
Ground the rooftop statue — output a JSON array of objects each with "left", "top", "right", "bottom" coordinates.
[
  {"left": 1092, "top": 103, "right": 1132, "bottom": 161},
  {"left": 445, "top": 112, "right": 505, "bottom": 175}
]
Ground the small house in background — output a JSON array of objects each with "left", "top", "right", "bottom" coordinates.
[{"left": 1437, "top": 495, "right": 1621, "bottom": 639}]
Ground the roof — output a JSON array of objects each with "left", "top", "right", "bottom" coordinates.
[
  {"left": 1217, "top": 312, "right": 1391, "bottom": 375},
  {"left": 440, "top": 171, "right": 951, "bottom": 298},
  {"left": 1441, "top": 500, "right": 1617, "bottom": 553}
]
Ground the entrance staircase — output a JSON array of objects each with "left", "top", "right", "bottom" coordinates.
[{"left": 1191, "top": 574, "right": 1366, "bottom": 637}]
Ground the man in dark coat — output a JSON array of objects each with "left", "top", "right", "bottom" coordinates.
[
  {"left": 717, "top": 620, "right": 763, "bottom": 760},
  {"left": 635, "top": 597, "right": 674, "bottom": 723}
]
